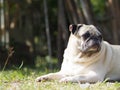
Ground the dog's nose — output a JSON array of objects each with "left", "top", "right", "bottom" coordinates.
[
  {"left": 89, "top": 36, "right": 101, "bottom": 46},
  {"left": 91, "top": 36, "right": 99, "bottom": 41}
]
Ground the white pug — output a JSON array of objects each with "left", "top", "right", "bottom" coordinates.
[{"left": 36, "top": 24, "right": 120, "bottom": 83}]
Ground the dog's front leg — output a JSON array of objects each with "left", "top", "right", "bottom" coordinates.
[
  {"left": 59, "top": 73, "right": 104, "bottom": 83},
  {"left": 35, "top": 72, "right": 66, "bottom": 82}
]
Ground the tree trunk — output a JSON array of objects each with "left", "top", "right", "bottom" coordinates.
[
  {"left": 80, "top": 0, "right": 95, "bottom": 24},
  {"left": 65, "top": 0, "right": 85, "bottom": 24},
  {"left": 0, "top": 0, "right": 5, "bottom": 47},
  {"left": 108, "top": 0, "right": 119, "bottom": 44},
  {"left": 57, "top": 0, "right": 68, "bottom": 66},
  {"left": 44, "top": 0, "right": 52, "bottom": 69},
  {"left": 5, "top": 0, "right": 9, "bottom": 49}
]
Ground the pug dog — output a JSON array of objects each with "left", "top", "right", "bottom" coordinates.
[{"left": 36, "top": 24, "right": 120, "bottom": 83}]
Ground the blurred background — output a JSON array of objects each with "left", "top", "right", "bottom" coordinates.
[{"left": 0, "top": 0, "right": 120, "bottom": 70}]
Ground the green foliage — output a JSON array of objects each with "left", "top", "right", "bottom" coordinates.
[
  {"left": 35, "top": 56, "right": 59, "bottom": 71},
  {"left": 91, "top": 0, "right": 106, "bottom": 19}
]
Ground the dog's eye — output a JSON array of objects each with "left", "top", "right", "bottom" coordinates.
[
  {"left": 83, "top": 33, "right": 90, "bottom": 40},
  {"left": 98, "top": 35, "right": 103, "bottom": 41}
]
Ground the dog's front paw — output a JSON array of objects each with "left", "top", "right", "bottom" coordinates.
[
  {"left": 59, "top": 77, "right": 73, "bottom": 83},
  {"left": 35, "top": 76, "right": 49, "bottom": 82}
]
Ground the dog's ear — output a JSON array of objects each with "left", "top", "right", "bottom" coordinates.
[
  {"left": 69, "top": 24, "right": 83, "bottom": 34},
  {"left": 77, "top": 24, "right": 83, "bottom": 30},
  {"left": 69, "top": 24, "right": 77, "bottom": 34}
]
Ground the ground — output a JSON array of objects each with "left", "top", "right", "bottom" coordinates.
[
  {"left": 0, "top": 57, "right": 120, "bottom": 90},
  {"left": 0, "top": 67, "right": 120, "bottom": 90}
]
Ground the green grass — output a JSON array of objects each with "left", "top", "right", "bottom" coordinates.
[
  {"left": 0, "top": 68, "right": 120, "bottom": 90},
  {"left": 0, "top": 57, "right": 120, "bottom": 90}
]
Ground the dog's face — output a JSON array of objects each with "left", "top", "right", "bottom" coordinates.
[{"left": 69, "top": 24, "right": 103, "bottom": 56}]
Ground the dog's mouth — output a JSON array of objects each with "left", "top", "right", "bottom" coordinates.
[
  {"left": 81, "top": 43, "right": 101, "bottom": 52},
  {"left": 79, "top": 38, "right": 102, "bottom": 57}
]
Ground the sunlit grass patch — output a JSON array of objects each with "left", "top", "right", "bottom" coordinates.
[
  {"left": 0, "top": 56, "right": 120, "bottom": 90},
  {"left": 0, "top": 68, "right": 120, "bottom": 90}
]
